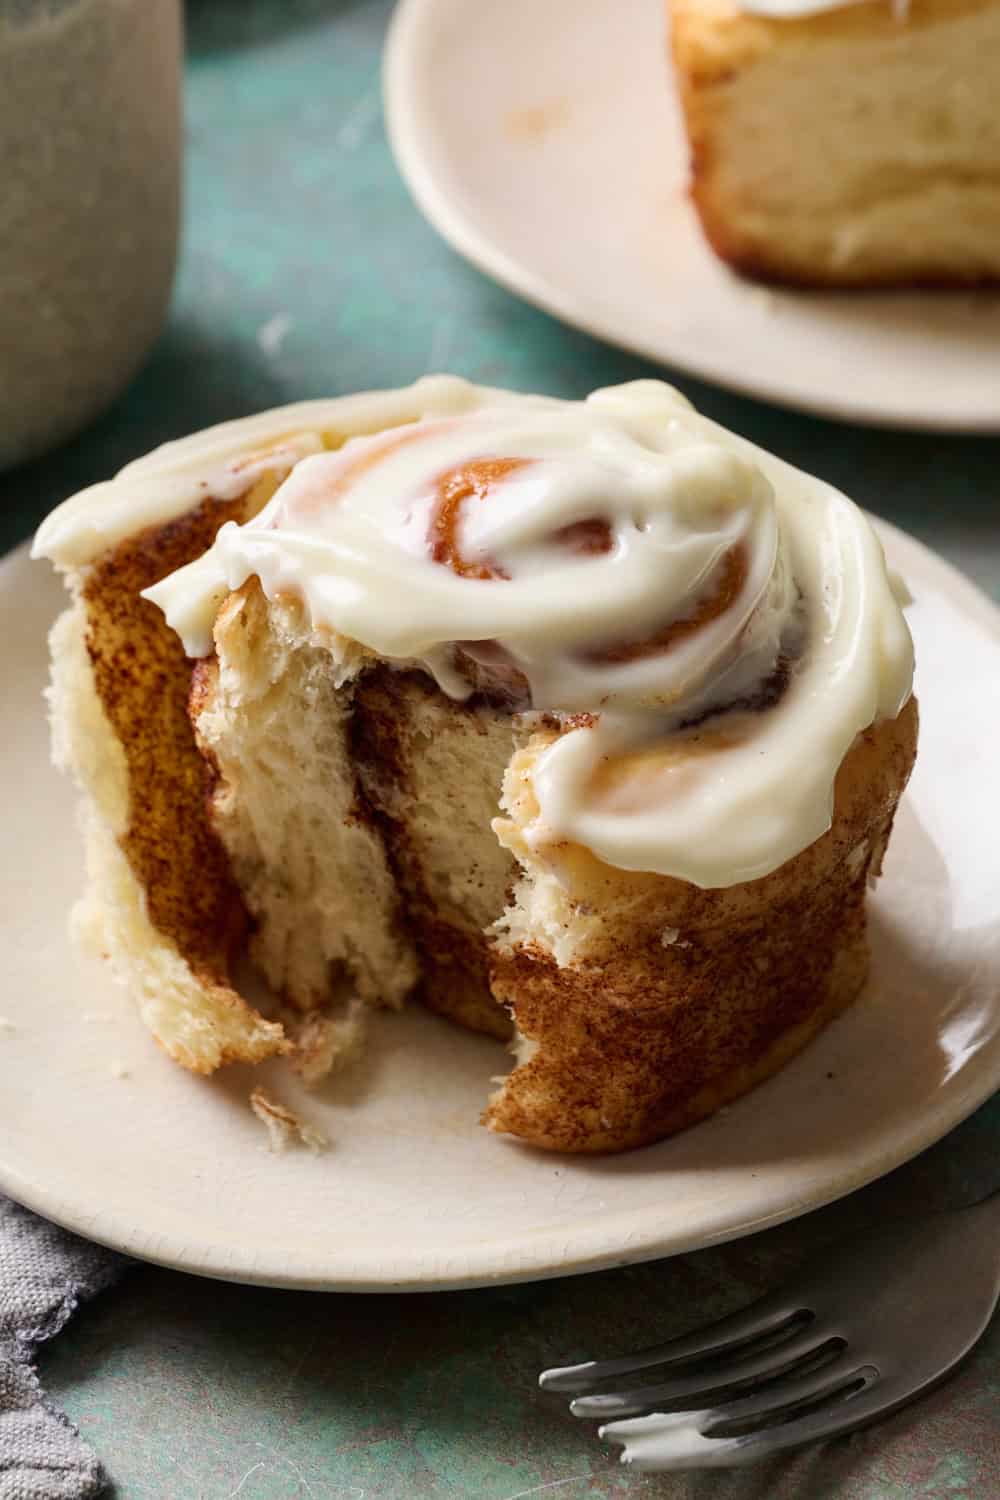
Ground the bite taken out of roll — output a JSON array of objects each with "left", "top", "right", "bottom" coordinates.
[{"left": 34, "top": 377, "right": 916, "bottom": 1153}]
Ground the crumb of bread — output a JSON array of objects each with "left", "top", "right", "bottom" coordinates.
[
  {"left": 109, "top": 1059, "right": 129, "bottom": 1079},
  {"left": 0, "top": 1018, "right": 14, "bottom": 1034},
  {"left": 282, "top": 998, "right": 367, "bottom": 1087},
  {"left": 249, "top": 1086, "right": 329, "bottom": 1154}
]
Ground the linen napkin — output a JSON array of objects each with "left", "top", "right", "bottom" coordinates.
[{"left": 0, "top": 1197, "right": 127, "bottom": 1500}]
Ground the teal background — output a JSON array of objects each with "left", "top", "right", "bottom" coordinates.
[{"left": 2, "top": 2, "right": 998, "bottom": 1495}]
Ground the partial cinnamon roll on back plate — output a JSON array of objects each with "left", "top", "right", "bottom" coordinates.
[
  {"left": 33, "top": 378, "right": 917, "bottom": 1153},
  {"left": 668, "top": 0, "right": 1000, "bottom": 287}
]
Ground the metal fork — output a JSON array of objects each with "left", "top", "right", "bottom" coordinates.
[{"left": 540, "top": 1190, "right": 1000, "bottom": 1469}]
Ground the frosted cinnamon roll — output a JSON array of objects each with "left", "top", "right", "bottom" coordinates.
[{"left": 35, "top": 378, "right": 916, "bottom": 1152}]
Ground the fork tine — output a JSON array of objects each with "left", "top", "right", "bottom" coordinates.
[
  {"left": 600, "top": 1362, "right": 879, "bottom": 1470},
  {"left": 539, "top": 1291, "right": 809, "bottom": 1394},
  {"left": 569, "top": 1327, "right": 841, "bottom": 1418}
]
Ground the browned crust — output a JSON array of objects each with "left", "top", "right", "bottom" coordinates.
[
  {"left": 80, "top": 483, "right": 285, "bottom": 1069},
  {"left": 416, "top": 920, "right": 514, "bottom": 1042},
  {"left": 485, "top": 698, "right": 918, "bottom": 1152},
  {"left": 691, "top": 195, "right": 1000, "bottom": 290},
  {"left": 489, "top": 939, "right": 863, "bottom": 1151},
  {"left": 83, "top": 496, "right": 249, "bottom": 975},
  {"left": 669, "top": 0, "right": 1000, "bottom": 287}
]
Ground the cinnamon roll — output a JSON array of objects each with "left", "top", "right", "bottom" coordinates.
[
  {"left": 669, "top": 0, "right": 1000, "bottom": 287},
  {"left": 34, "top": 377, "right": 916, "bottom": 1152}
]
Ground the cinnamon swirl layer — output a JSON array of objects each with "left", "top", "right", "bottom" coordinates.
[{"left": 138, "top": 380, "right": 912, "bottom": 887}]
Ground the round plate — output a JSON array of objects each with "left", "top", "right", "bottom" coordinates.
[
  {"left": 3, "top": 528, "right": 999, "bottom": 1290},
  {"left": 384, "top": 0, "right": 1000, "bottom": 432}
]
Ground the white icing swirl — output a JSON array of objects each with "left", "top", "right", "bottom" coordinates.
[{"left": 35, "top": 377, "right": 914, "bottom": 889}]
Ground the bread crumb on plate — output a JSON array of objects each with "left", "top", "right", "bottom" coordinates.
[
  {"left": 249, "top": 1086, "right": 329, "bottom": 1154},
  {"left": 281, "top": 998, "right": 367, "bottom": 1087}
]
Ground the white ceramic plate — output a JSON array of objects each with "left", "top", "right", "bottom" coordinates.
[
  {"left": 2, "top": 529, "right": 999, "bottom": 1291},
  {"left": 384, "top": 0, "right": 1000, "bottom": 432}
]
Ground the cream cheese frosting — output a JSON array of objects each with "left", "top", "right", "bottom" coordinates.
[
  {"left": 738, "top": 0, "right": 908, "bottom": 18},
  {"left": 35, "top": 377, "right": 914, "bottom": 889}
]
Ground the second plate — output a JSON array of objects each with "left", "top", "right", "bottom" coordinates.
[{"left": 385, "top": 0, "right": 1000, "bottom": 431}]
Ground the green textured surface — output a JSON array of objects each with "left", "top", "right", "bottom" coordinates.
[
  {"left": 39, "top": 1109, "right": 1000, "bottom": 1499},
  {"left": 3, "top": 1, "right": 999, "bottom": 1495}
]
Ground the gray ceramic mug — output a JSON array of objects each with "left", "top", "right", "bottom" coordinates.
[{"left": 0, "top": 0, "right": 181, "bottom": 469}]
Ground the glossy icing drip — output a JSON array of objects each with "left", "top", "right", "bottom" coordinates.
[{"left": 739, "top": 0, "right": 909, "bottom": 19}]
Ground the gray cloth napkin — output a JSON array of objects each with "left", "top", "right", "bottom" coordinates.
[{"left": 0, "top": 1198, "right": 127, "bottom": 1500}]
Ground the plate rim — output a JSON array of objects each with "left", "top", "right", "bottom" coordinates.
[
  {"left": 383, "top": 0, "right": 1000, "bottom": 435},
  {"left": 2, "top": 526, "right": 1000, "bottom": 1291}
]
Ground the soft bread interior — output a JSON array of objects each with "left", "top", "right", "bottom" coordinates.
[
  {"left": 191, "top": 585, "right": 418, "bottom": 1013},
  {"left": 351, "top": 665, "right": 518, "bottom": 1040},
  {"left": 192, "top": 585, "right": 518, "bottom": 1041}
]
